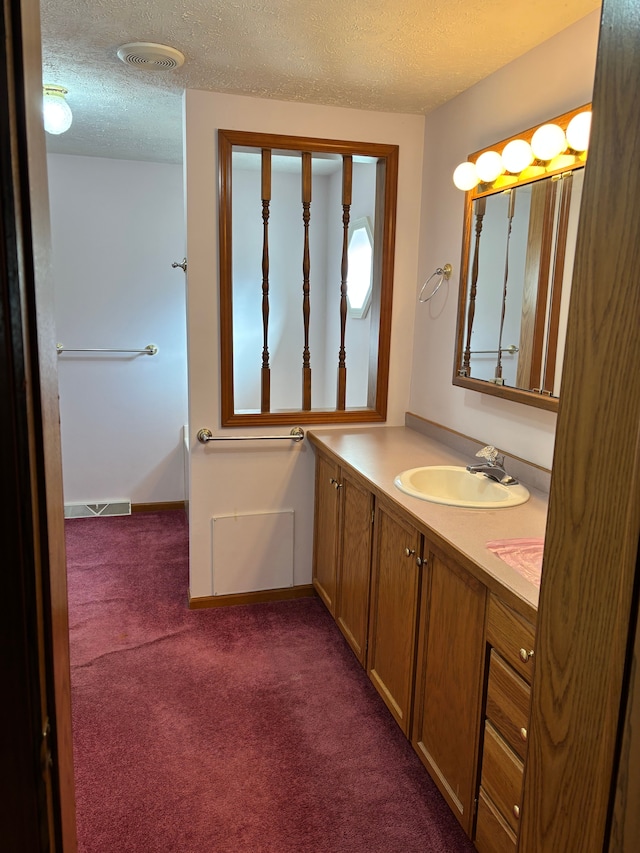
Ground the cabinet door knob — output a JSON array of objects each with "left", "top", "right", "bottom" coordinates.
[
  {"left": 405, "top": 547, "right": 415, "bottom": 557},
  {"left": 329, "top": 478, "right": 342, "bottom": 490},
  {"left": 513, "top": 804, "right": 521, "bottom": 820},
  {"left": 519, "top": 648, "right": 534, "bottom": 663},
  {"left": 519, "top": 727, "right": 528, "bottom": 742}
]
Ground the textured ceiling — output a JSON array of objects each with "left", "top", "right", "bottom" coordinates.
[{"left": 40, "top": 0, "right": 600, "bottom": 164}]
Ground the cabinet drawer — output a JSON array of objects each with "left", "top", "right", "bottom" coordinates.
[
  {"left": 486, "top": 595, "right": 535, "bottom": 683},
  {"left": 475, "top": 788, "right": 517, "bottom": 853},
  {"left": 486, "top": 650, "right": 530, "bottom": 760},
  {"left": 480, "top": 722, "right": 523, "bottom": 834}
]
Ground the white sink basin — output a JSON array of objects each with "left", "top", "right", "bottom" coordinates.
[{"left": 394, "top": 465, "right": 530, "bottom": 509}]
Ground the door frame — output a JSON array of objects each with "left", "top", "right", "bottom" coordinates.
[
  {"left": 1, "top": 0, "right": 76, "bottom": 849},
  {"left": 520, "top": 0, "right": 640, "bottom": 848}
]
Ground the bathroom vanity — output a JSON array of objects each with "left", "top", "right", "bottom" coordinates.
[{"left": 309, "top": 426, "right": 545, "bottom": 850}]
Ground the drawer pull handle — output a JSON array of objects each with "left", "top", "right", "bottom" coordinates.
[
  {"left": 513, "top": 804, "right": 521, "bottom": 820},
  {"left": 519, "top": 727, "right": 528, "bottom": 742},
  {"left": 519, "top": 648, "right": 534, "bottom": 663},
  {"left": 405, "top": 547, "right": 416, "bottom": 558}
]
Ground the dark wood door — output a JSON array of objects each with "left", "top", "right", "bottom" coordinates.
[
  {"left": 335, "top": 470, "right": 373, "bottom": 666},
  {"left": 412, "top": 549, "right": 486, "bottom": 835},
  {"left": 1, "top": 0, "right": 75, "bottom": 847},
  {"left": 367, "top": 501, "right": 421, "bottom": 735},
  {"left": 312, "top": 452, "right": 341, "bottom": 614}
]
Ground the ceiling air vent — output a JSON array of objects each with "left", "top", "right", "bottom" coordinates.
[{"left": 116, "top": 42, "right": 185, "bottom": 70}]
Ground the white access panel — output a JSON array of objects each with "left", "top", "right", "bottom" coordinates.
[{"left": 211, "top": 510, "right": 294, "bottom": 595}]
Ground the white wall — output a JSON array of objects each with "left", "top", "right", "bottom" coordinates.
[
  {"left": 410, "top": 11, "right": 600, "bottom": 468},
  {"left": 231, "top": 165, "right": 332, "bottom": 410},
  {"left": 47, "top": 154, "right": 188, "bottom": 504},
  {"left": 185, "top": 91, "right": 425, "bottom": 598},
  {"left": 323, "top": 162, "right": 377, "bottom": 407}
]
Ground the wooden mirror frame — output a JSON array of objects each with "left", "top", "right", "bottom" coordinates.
[
  {"left": 452, "top": 105, "right": 591, "bottom": 412},
  {"left": 218, "top": 130, "right": 399, "bottom": 427}
]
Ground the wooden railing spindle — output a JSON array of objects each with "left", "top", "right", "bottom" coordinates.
[
  {"left": 337, "top": 155, "right": 353, "bottom": 410},
  {"left": 494, "top": 189, "right": 517, "bottom": 382},
  {"left": 463, "top": 196, "right": 486, "bottom": 375},
  {"left": 261, "top": 148, "right": 272, "bottom": 412},
  {"left": 301, "top": 151, "right": 312, "bottom": 410}
]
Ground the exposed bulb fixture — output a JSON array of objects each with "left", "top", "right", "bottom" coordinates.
[
  {"left": 451, "top": 108, "right": 592, "bottom": 192},
  {"left": 501, "top": 139, "right": 534, "bottom": 173},
  {"left": 530, "top": 123, "right": 566, "bottom": 161},
  {"left": 475, "top": 150, "right": 504, "bottom": 183},
  {"left": 453, "top": 161, "right": 479, "bottom": 191},
  {"left": 566, "top": 111, "right": 592, "bottom": 152},
  {"left": 43, "top": 85, "right": 72, "bottom": 135}
]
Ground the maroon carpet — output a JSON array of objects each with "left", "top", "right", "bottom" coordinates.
[{"left": 66, "top": 511, "right": 476, "bottom": 853}]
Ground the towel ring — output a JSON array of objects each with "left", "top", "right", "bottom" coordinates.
[{"left": 419, "top": 263, "right": 453, "bottom": 303}]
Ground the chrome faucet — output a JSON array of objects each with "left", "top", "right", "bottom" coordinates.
[{"left": 466, "top": 445, "right": 519, "bottom": 486}]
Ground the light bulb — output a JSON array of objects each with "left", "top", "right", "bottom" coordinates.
[
  {"left": 475, "top": 151, "right": 504, "bottom": 183},
  {"left": 501, "top": 139, "right": 534, "bottom": 174},
  {"left": 453, "top": 161, "right": 479, "bottom": 191},
  {"left": 531, "top": 123, "right": 566, "bottom": 161},
  {"left": 43, "top": 85, "right": 73, "bottom": 135},
  {"left": 566, "top": 111, "right": 591, "bottom": 152}
]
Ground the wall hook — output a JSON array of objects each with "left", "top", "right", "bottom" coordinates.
[{"left": 172, "top": 258, "right": 187, "bottom": 273}]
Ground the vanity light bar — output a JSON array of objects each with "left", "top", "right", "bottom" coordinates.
[{"left": 452, "top": 108, "right": 592, "bottom": 192}]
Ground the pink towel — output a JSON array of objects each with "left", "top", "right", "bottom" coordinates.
[{"left": 486, "top": 537, "right": 544, "bottom": 588}]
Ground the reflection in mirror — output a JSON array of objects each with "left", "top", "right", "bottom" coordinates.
[
  {"left": 453, "top": 106, "right": 590, "bottom": 412},
  {"left": 462, "top": 170, "right": 583, "bottom": 396},
  {"left": 219, "top": 131, "right": 399, "bottom": 426}
]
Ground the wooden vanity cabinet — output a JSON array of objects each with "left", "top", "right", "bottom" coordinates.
[
  {"left": 312, "top": 451, "right": 341, "bottom": 615},
  {"left": 334, "top": 467, "right": 374, "bottom": 665},
  {"left": 367, "top": 499, "right": 422, "bottom": 736},
  {"left": 412, "top": 547, "right": 487, "bottom": 836},
  {"left": 311, "top": 441, "right": 539, "bottom": 849},
  {"left": 475, "top": 595, "right": 535, "bottom": 853},
  {"left": 312, "top": 451, "right": 374, "bottom": 665}
]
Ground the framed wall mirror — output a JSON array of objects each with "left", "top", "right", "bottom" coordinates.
[
  {"left": 452, "top": 106, "right": 591, "bottom": 411},
  {"left": 218, "top": 130, "right": 399, "bottom": 427}
]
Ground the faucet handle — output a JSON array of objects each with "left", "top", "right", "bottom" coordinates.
[{"left": 476, "top": 445, "right": 501, "bottom": 465}]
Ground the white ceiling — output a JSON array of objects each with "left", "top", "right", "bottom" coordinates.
[{"left": 40, "top": 0, "right": 600, "bottom": 165}]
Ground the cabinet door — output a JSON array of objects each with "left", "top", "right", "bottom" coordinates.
[
  {"left": 312, "top": 453, "right": 340, "bottom": 614},
  {"left": 412, "top": 549, "right": 487, "bottom": 836},
  {"left": 335, "top": 470, "right": 374, "bottom": 666},
  {"left": 367, "top": 501, "right": 421, "bottom": 736}
]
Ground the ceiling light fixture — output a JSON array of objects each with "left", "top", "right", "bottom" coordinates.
[{"left": 43, "top": 84, "right": 72, "bottom": 135}]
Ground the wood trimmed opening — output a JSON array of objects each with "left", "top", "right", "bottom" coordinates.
[{"left": 218, "top": 130, "right": 399, "bottom": 427}]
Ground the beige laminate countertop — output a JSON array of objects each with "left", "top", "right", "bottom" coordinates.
[{"left": 308, "top": 426, "right": 548, "bottom": 623}]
